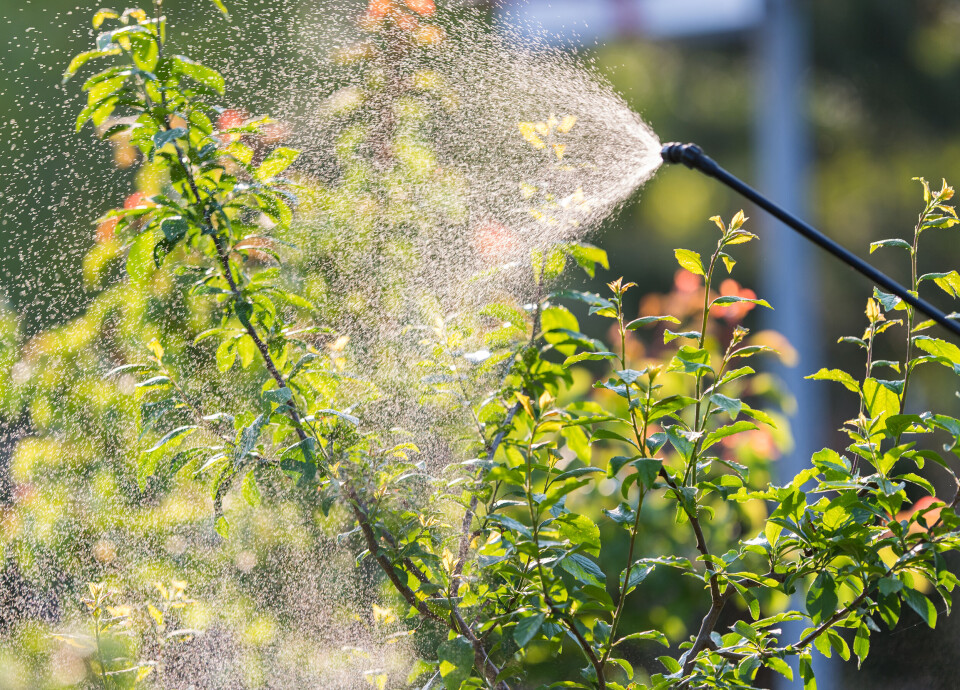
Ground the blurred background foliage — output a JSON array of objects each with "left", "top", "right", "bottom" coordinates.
[{"left": 3, "top": 0, "right": 960, "bottom": 687}]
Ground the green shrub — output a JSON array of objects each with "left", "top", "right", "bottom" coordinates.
[{"left": 3, "top": 2, "right": 960, "bottom": 689}]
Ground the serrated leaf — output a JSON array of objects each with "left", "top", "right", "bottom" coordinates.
[
  {"left": 806, "top": 571, "right": 838, "bottom": 625},
  {"left": 626, "top": 315, "right": 680, "bottom": 330},
  {"left": 563, "top": 351, "right": 617, "bottom": 368},
  {"left": 614, "top": 630, "right": 668, "bottom": 647},
  {"left": 513, "top": 612, "right": 545, "bottom": 647},
  {"left": 869, "top": 238, "right": 913, "bottom": 253},
  {"left": 174, "top": 56, "right": 225, "bottom": 94},
  {"left": 127, "top": 228, "right": 159, "bottom": 283},
  {"left": 146, "top": 425, "right": 198, "bottom": 455},
  {"left": 853, "top": 623, "right": 870, "bottom": 668},
  {"left": 721, "top": 253, "right": 736, "bottom": 273},
  {"left": 437, "top": 635, "right": 473, "bottom": 690},
  {"left": 919, "top": 271, "right": 960, "bottom": 299},
  {"left": 711, "top": 295, "right": 772, "bottom": 310},
  {"left": 674, "top": 248, "right": 704, "bottom": 276},
  {"left": 256, "top": 147, "right": 300, "bottom": 181},
  {"left": 241, "top": 470, "right": 261, "bottom": 507},
  {"left": 862, "top": 377, "right": 901, "bottom": 421},
  {"left": 903, "top": 588, "right": 937, "bottom": 628},
  {"left": 805, "top": 368, "right": 860, "bottom": 393},
  {"left": 702, "top": 421, "right": 757, "bottom": 450}
]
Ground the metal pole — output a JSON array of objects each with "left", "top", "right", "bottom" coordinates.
[{"left": 754, "top": 4, "right": 832, "bottom": 685}]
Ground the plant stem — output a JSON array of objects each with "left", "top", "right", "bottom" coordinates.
[
  {"left": 601, "top": 303, "right": 650, "bottom": 664},
  {"left": 898, "top": 213, "right": 924, "bottom": 440}
]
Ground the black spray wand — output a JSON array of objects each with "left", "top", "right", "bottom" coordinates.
[{"left": 661, "top": 142, "right": 960, "bottom": 340}]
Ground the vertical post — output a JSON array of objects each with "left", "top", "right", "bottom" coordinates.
[{"left": 756, "top": 1, "right": 836, "bottom": 687}]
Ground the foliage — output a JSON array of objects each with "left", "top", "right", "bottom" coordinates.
[{"left": 4, "top": 1, "right": 960, "bottom": 689}]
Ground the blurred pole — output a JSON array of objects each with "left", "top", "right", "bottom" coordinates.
[{"left": 755, "top": 1, "right": 835, "bottom": 687}]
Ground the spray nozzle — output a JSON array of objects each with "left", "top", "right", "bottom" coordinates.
[{"left": 660, "top": 142, "right": 720, "bottom": 177}]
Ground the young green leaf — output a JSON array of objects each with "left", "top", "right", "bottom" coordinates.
[
  {"left": 674, "top": 248, "right": 705, "bottom": 276},
  {"left": 805, "top": 368, "right": 860, "bottom": 394}
]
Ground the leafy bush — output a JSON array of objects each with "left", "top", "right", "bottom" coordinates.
[{"left": 3, "top": 1, "right": 960, "bottom": 689}]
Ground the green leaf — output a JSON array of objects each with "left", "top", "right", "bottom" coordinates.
[
  {"left": 647, "top": 395, "right": 696, "bottom": 422},
  {"left": 313, "top": 408, "right": 360, "bottom": 426},
  {"left": 563, "top": 351, "right": 617, "bottom": 368},
  {"left": 805, "top": 368, "right": 860, "bottom": 393},
  {"left": 806, "top": 571, "right": 838, "bottom": 624},
  {"left": 553, "top": 289, "right": 614, "bottom": 310},
  {"left": 241, "top": 470, "right": 261, "bottom": 507},
  {"left": 799, "top": 654, "right": 817, "bottom": 690},
  {"left": 765, "top": 656, "right": 793, "bottom": 681},
  {"left": 919, "top": 271, "right": 960, "bottom": 299},
  {"left": 702, "top": 421, "right": 758, "bottom": 450},
  {"left": 146, "top": 425, "right": 198, "bottom": 455},
  {"left": 92, "top": 10, "right": 119, "bottom": 28},
  {"left": 604, "top": 503, "right": 636, "bottom": 524},
  {"left": 862, "top": 377, "right": 901, "bottom": 421},
  {"left": 663, "top": 329, "right": 700, "bottom": 344},
  {"left": 234, "top": 413, "right": 266, "bottom": 464},
  {"left": 664, "top": 425, "right": 697, "bottom": 461},
  {"left": 210, "top": 0, "right": 231, "bottom": 14},
  {"left": 438, "top": 636, "right": 474, "bottom": 690},
  {"left": 174, "top": 56, "right": 225, "bottom": 94},
  {"left": 237, "top": 335, "right": 256, "bottom": 368},
  {"left": 914, "top": 335, "right": 960, "bottom": 370},
  {"left": 63, "top": 49, "right": 121, "bottom": 83},
  {"left": 720, "top": 252, "right": 736, "bottom": 273},
  {"left": 620, "top": 562, "right": 655, "bottom": 595},
  {"left": 563, "top": 243, "right": 609, "bottom": 278},
  {"left": 674, "top": 248, "right": 704, "bottom": 276},
  {"left": 614, "top": 630, "right": 668, "bottom": 648},
  {"left": 709, "top": 393, "right": 741, "bottom": 419},
  {"left": 513, "top": 612, "right": 546, "bottom": 647},
  {"left": 626, "top": 315, "right": 680, "bottom": 330},
  {"left": 256, "top": 147, "right": 300, "bottom": 181},
  {"left": 264, "top": 387, "right": 293, "bottom": 405},
  {"left": 216, "top": 339, "right": 236, "bottom": 373},
  {"left": 560, "top": 553, "right": 605, "bottom": 588},
  {"left": 853, "top": 623, "right": 870, "bottom": 668},
  {"left": 153, "top": 127, "right": 187, "bottom": 150},
  {"left": 657, "top": 656, "right": 681, "bottom": 674},
  {"left": 153, "top": 218, "right": 188, "bottom": 267},
  {"left": 903, "top": 588, "right": 937, "bottom": 628},
  {"left": 668, "top": 346, "right": 711, "bottom": 376},
  {"left": 869, "top": 238, "right": 913, "bottom": 253},
  {"left": 633, "top": 458, "right": 663, "bottom": 490},
  {"left": 558, "top": 513, "right": 601, "bottom": 557},
  {"left": 127, "top": 228, "right": 159, "bottom": 283},
  {"left": 710, "top": 295, "right": 772, "bottom": 310},
  {"left": 878, "top": 577, "right": 903, "bottom": 596}
]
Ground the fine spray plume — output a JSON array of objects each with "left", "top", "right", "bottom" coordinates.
[
  {"left": 660, "top": 142, "right": 960, "bottom": 340},
  {"left": 0, "top": 2, "right": 667, "bottom": 686}
]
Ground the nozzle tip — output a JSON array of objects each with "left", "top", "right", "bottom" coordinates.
[{"left": 660, "top": 142, "right": 704, "bottom": 167}]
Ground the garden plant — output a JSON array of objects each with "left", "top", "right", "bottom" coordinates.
[{"left": 4, "top": 1, "right": 960, "bottom": 689}]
